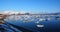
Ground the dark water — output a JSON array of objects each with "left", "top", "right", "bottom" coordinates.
[{"left": 0, "top": 16, "right": 60, "bottom": 32}]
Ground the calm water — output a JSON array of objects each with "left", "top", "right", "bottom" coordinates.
[{"left": 0, "top": 15, "right": 60, "bottom": 32}]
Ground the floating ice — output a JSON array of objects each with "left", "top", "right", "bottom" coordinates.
[{"left": 36, "top": 25, "right": 44, "bottom": 27}]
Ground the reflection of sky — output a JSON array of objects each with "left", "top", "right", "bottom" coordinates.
[
  {"left": 0, "top": 0, "right": 60, "bottom": 13},
  {"left": 6, "top": 15, "right": 60, "bottom": 32}
]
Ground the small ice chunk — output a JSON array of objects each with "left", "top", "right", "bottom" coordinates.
[{"left": 37, "top": 25, "right": 44, "bottom": 27}]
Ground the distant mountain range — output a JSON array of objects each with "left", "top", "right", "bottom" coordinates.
[{"left": 0, "top": 11, "right": 60, "bottom": 15}]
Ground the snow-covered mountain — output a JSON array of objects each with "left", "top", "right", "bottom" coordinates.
[{"left": 0, "top": 11, "right": 60, "bottom": 15}]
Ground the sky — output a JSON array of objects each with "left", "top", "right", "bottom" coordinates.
[{"left": 0, "top": 0, "right": 60, "bottom": 13}]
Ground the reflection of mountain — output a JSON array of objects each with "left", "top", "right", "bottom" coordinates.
[
  {"left": 54, "top": 12, "right": 60, "bottom": 15},
  {"left": 41, "top": 12, "right": 60, "bottom": 15}
]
